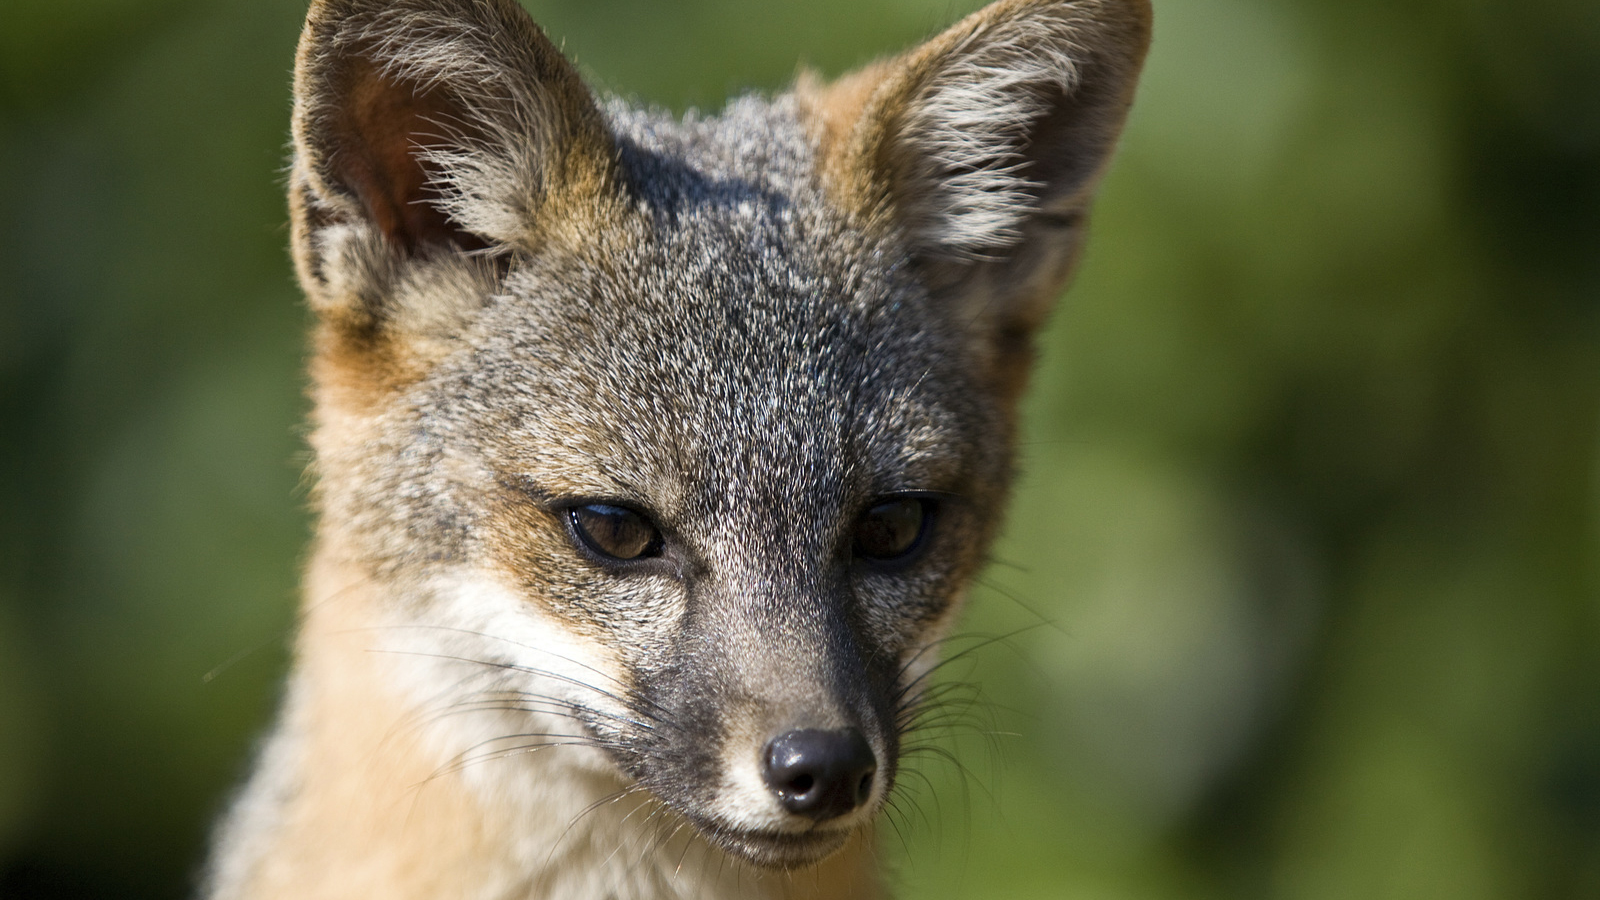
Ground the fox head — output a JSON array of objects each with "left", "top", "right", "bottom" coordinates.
[{"left": 289, "top": 0, "right": 1149, "bottom": 870}]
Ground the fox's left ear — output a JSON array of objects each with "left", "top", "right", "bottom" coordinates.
[
  {"left": 802, "top": 0, "right": 1151, "bottom": 394},
  {"left": 289, "top": 0, "right": 618, "bottom": 368}
]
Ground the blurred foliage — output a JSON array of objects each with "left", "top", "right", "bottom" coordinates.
[{"left": 1, "top": 0, "right": 1598, "bottom": 897}]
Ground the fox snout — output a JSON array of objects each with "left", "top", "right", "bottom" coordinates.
[
  {"left": 676, "top": 713, "right": 890, "bottom": 867},
  {"left": 620, "top": 574, "right": 903, "bottom": 867}
]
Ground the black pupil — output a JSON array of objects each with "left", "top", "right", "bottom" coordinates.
[
  {"left": 571, "top": 505, "right": 659, "bottom": 560},
  {"left": 854, "top": 498, "right": 927, "bottom": 561}
]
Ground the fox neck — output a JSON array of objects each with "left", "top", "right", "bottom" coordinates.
[{"left": 215, "top": 547, "right": 884, "bottom": 900}]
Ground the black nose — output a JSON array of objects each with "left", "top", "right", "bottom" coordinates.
[{"left": 762, "top": 728, "right": 877, "bottom": 822}]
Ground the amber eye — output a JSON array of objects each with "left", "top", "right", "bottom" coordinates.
[
  {"left": 853, "top": 497, "right": 934, "bottom": 563},
  {"left": 568, "top": 504, "right": 663, "bottom": 561}
]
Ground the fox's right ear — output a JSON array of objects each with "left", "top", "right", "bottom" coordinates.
[
  {"left": 289, "top": 0, "right": 618, "bottom": 345},
  {"left": 802, "top": 0, "right": 1151, "bottom": 400}
]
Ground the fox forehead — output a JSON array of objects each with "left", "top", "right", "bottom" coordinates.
[
  {"left": 435, "top": 251, "right": 987, "bottom": 521},
  {"left": 406, "top": 102, "right": 998, "bottom": 519}
]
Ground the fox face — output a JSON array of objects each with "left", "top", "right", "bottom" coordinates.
[
  {"left": 428, "top": 193, "right": 1006, "bottom": 865},
  {"left": 288, "top": 0, "right": 1148, "bottom": 874}
]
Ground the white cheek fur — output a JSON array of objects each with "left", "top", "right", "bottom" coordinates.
[{"left": 376, "top": 571, "right": 634, "bottom": 779}]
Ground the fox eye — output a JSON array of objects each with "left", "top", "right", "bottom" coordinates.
[
  {"left": 568, "top": 504, "right": 663, "bottom": 561},
  {"left": 853, "top": 497, "right": 935, "bottom": 564}
]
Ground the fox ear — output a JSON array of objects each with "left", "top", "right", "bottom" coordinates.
[
  {"left": 803, "top": 0, "right": 1151, "bottom": 392},
  {"left": 289, "top": 0, "right": 618, "bottom": 330}
]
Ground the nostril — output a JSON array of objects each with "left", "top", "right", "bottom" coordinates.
[{"left": 762, "top": 728, "right": 877, "bottom": 823}]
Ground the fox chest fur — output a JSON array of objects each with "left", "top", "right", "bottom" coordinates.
[{"left": 203, "top": 1, "right": 1149, "bottom": 898}]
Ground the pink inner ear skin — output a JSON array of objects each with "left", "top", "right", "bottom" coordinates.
[{"left": 334, "top": 57, "right": 486, "bottom": 254}]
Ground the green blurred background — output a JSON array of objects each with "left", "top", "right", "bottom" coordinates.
[{"left": 2, "top": 0, "right": 1598, "bottom": 896}]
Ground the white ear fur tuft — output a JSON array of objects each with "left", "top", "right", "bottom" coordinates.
[
  {"left": 292, "top": 0, "right": 616, "bottom": 261},
  {"left": 802, "top": 0, "right": 1151, "bottom": 394},
  {"left": 332, "top": 9, "right": 570, "bottom": 246},
  {"left": 904, "top": 12, "right": 1093, "bottom": 253}
]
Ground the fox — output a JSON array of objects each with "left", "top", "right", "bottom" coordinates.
[{"left": 201, "top": 0, "right": 1150, "bottom": 897}]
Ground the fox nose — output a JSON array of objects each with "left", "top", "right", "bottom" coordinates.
[{"left": 762, "top": 728, "right": 877, "bottom": 822}]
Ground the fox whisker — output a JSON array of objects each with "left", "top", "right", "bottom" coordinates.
[
  {"left": 446, "top": 691, "right": 662, "bottom": 732},
  {"left": 542, "top": 783, "right": 655, "bottom": 872},
  {"left": 371, "top": 647, "right": 647, "bottom": 716},
  {"left": 374, "top": 623, "right": 650, "bottom": 699},
  {"left": 892, "top": 623, "right": 1045, "bottom": 709},
  {"left": 427, "top": 737, "right": 602, "bottom": 782}
]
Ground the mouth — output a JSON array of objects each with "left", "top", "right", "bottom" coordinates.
[{"left": 694, "top": 818, "right": 855, "bottom": 870}]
